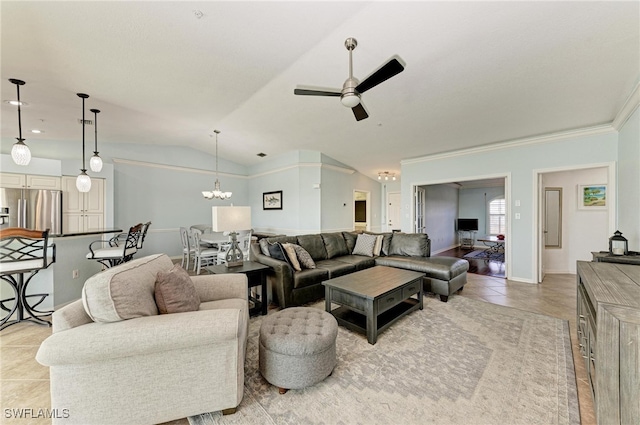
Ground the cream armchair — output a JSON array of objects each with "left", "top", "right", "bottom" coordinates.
[{"left": 36, "top": 254, "right": 249, "bottom": 425}]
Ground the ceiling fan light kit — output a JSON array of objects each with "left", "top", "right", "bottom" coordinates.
[{"left": 295, "top": 37, "right": 405, "bottom": 121}]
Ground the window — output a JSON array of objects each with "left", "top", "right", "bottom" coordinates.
[{"left": 488, "top": 197, "right": 506, "bottom": 235}]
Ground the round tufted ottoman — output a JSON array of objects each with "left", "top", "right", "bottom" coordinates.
[{"left": 259, "top": 307, "right": 338, "bottom": 394}]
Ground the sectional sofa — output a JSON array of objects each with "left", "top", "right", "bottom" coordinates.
[{"left": 250, "top": 231, "right": 469, "bottom": 308}]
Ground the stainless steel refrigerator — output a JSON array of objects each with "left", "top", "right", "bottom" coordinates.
[{"left": 0, "top": 188, "right": 63, "bottom": 235}]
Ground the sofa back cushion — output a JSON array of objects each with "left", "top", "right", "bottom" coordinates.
[
  {"left": 296, "top": 234, "right": 328, "bottom": 261},
  {"left": 259, "top": 236, "right": 298, "bottom": 256},
  {"left": 82, "top": 253, "right": 173, "bottom": 323},
  {"left": 322, "top": 232, "right": 349, "bottom": 259},
  {"left": 364, "top": 231, "right": 393, "bottom": 256},
  {"left": 342, "top": 232, "right": 359, "bottom": 252},
  {"left": 388, "top": 233, "right": 430, "bottom": 257}
]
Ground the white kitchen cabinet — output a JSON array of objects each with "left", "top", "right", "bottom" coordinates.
[
  {"left": 0, "top": 172, "right": 61, "bottom": 190},
  {"left": 62, "top": 176, "right": 105, "bottom": 233}
]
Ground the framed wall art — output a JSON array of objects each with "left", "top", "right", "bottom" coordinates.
[
  {"left": 578, "top": 184, "right": 607, "bottom": 210},
  {"left": 263, "top": 191, "right": 283, "bottom": 210}
]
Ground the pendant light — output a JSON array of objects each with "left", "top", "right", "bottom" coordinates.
[
  {"left": 76, "top": 93, "right": 92, "bottom": 193},
  {"left": 202, "top": 130, "right": 232, "bottom": 200},
  {"left": 89, "top": 108, "right": 103, "bottom": 172},
  {"left": 9, "top": 79, "right": 31, "bottom": 165}
]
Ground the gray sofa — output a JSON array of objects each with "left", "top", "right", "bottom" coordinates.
[{"left": 250, "top": 232, "right": 468, "bottom": 308}]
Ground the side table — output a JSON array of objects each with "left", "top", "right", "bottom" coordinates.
[{"left": 205, "top": 261, "right": 269, "bottom": 316}]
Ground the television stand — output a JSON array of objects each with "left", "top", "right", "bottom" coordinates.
[{"left": 458, "top": 230, "right": 477, "bottom": 250}]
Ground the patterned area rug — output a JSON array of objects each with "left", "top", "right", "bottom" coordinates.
[
  {"left": 189, "top": 296, "right": 579, "bottom": 425},
  {"left": 463, "top": 249, "right": 505, "bottom": 262}
]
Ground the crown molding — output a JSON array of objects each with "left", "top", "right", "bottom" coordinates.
[
  {"left": 401, "top": 124, "right": 615, "bottom": 165},
  {"left": 248, "top": 162, "right": 355, "bottom": 179},
  {"left": 111, "top": 158, "right": 247, "bottom": 179},
  {"left": 612, "top": 81, "right": 640, "bottom": 130}
]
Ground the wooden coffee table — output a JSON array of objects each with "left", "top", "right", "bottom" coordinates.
[{"left": 323, "top": 266, "right": 424, "bottom": 344}]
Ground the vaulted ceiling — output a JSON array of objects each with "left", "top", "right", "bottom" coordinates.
[{"left": 1, "top": 1, "right": 638, "bottom": 179}]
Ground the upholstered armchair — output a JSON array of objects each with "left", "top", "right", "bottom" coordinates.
[{"left": 36, "top": 254, "right": 249, "bottom": 425}]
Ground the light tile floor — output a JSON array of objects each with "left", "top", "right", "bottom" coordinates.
[{"left": 0, "top": 273, "right": 595, "bottom": 425}]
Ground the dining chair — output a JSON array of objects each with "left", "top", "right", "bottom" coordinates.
[
  {"left": 179, "top": 227, "right": 196, "bottom": 269},
  {"left": 192, "top": 230, "right": 219, "bottom": 274}
]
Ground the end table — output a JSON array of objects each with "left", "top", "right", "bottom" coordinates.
[{"left": 205, "top": 261, "right": 269, "bottom": 316}]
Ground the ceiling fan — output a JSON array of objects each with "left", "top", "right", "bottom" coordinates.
[{"left": 294, "top": 38, "right": 405, "bottom": 121}]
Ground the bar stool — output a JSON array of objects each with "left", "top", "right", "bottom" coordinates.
[
  {"left": 0, "top": 228, "right": 56, "bottom": 330},
  {"left": 86, "top": 223, "right": 142, "bottom": 268}
]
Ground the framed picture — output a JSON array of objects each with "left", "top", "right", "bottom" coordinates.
[
  {"left": 578, "top": 184, "right": 607, "bottom": 210},
  {"left": 263, "top": 191, "right": 283, "bottom": 210}
]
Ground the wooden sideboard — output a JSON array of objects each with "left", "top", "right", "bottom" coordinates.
[{"left": 576, "top": 261, "right": 640, "bottom": 425}]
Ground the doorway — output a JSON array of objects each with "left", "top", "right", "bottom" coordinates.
[{"left": 353, "top": 190, "right": 370, "bottom": 232}]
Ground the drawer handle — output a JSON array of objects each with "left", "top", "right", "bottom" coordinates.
[
  {"left": 408, "top": 286, "right": 415, "bottom": 291},
  {"left": 387, "top": 297, "right": 395, "bottom": 303}
]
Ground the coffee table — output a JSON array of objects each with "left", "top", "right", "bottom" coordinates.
[{"left": 322, "top": 266, "right": 424, "bottom": 344}]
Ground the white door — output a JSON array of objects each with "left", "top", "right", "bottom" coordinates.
[
  {"left": 414, "top": 186, "right": 426, "bottom": 233},
  {"left": 387, "top": 192, "right": 401, "bottom": 231}
]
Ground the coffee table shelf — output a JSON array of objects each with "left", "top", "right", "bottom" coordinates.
[{"left": 330, "top": 298, "right": 420, "bottom": 338}]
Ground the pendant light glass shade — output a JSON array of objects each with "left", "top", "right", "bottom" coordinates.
[
  {"left": 89, "top": 108, "right": 103, "bottom": 172},
  {"left": 11, "top": 139, "right": 31, "bottom": 166},
  {"left": 202, "top": 130, "right": 232, "bottom": 200},
  {"left": 9, "top": 79, "right": 31, "bottom": 166},
  {"left": 76, "top": 93, "right": 91, "bottom": 193},
  {"left": 76, "top": 170, "right": 92, "bottom": 192}
]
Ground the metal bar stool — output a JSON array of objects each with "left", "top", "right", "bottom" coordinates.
[
  {"left": 86, "top": 223, "right": 142, "bottom": 268},
  {"left": 0, "top": 228, "right": 56, "bottom": 330}
]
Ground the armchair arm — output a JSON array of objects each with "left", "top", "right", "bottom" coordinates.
[
  {"left": 36, "top": 308, "right": 242, "bottom": 366},
  {"left": 191, "top": 274, "right": 248, "bottom": 303}
]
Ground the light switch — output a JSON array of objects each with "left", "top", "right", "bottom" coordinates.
[
  {"left": 515, "top": 213, "right": 521, "bottom": 219},
  {"left": 515, "top": 200, "right": 521, "bottom": 207}
]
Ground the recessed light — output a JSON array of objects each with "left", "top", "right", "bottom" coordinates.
[
  {"left": 4, "top": 100, "right": 28, "bottom": 107},
  {"left": 31, "top": 129, "right": 43, "bottom": 134},
  {"left": 257, "top": 153, "right": 267, "bottom": 157}
]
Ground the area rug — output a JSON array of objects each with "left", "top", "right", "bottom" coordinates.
[
  {"left": 189, "top": 296, "right": 580, "bottom": 425},
  {"left": 464, "top": 249, "right": 505, "bottom": 262}
]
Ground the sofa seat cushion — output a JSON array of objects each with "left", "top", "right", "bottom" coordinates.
[
  {"left": 293, "top": 268, "right": 330, "bottom": 289},
  {"left": 333, "top": 255, "right": 376, "bottom": 271},
  {"left": 82, "top": 253, "right": 173, "bottom": 323},
  {"left": 315, "top": 259, "right": 356, "bottom": 279},
  {"left": 375, "top": 256, "right": 468, "bottom": 281}
]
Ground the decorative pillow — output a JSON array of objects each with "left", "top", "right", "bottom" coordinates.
[
  {"left": 352, "top": 233, "right": 378, "bottom": 257},
  {"left": 282, "top": 243, "right": 302, "bottom": 272},
  {"left": 82, "top": 253, "right": 171, "bottom": 323},
  {"left": 154, "top": 265, "right": 201, "bottom": 314},
  {"left": 259, "top": 239, "right": 271, "bottom": 256},
  {"left": 373, "top": 235, "right": 384, "bottom": 256},
  {"left": 292, "top": 244, "right": 316, "bottom": 269},
  {"left": 268, "top": 242, "right": 295, "bottom": 269}
]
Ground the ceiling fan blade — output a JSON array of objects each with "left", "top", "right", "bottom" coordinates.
[
  {"left": 352, "top": 102, "right": 369, "bottom": 121},
  {"left": 355, "top": 56, "right": 405, "bottom": 94},
  {"left": 294, "top": 87, "right": 341, "bottom": 97}
]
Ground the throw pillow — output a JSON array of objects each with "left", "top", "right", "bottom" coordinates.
[
  {"left": 373, "top": 234, "right": 384, "bottom": 256},
  {"left": 352, "top": 233, "right": 378, "bottom": 257},
  {"left": 155, "top": 264, "right": 201, "bottom": 314},
  {"left": 292, "top": 244, "right": 316, "bottom": 269},
  {"left": 268, "top": 242, "right": 295, "bottom": 270},
  {"left": 282, "top": 243, "right": 302, "bottom": 272},
  {"left": 258, "top": 239, "right": 271, "bottom": 256}
]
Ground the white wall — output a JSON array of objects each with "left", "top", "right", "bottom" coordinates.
[
  {"left": 401, "top": 129, "right": 618, "bottom": 282},
  {"left": 542, "top": 167, "right": 609, "bottom": 273},
  {"left": 618, "top": 106, "right": 640, "bottom": 250}
]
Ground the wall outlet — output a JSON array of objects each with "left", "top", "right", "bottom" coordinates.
[{"left": 72, "top": 269, "right": 79, "bottom": 279}]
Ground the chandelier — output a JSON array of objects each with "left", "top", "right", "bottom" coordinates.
[
  {"left": 378, "top": 171, "right": 396, "bottom": 181},
  {"left": 202, "top": 130, "right": 232, "bottom": 200}
]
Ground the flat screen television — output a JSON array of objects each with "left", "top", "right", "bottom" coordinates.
[{"left": 457, "top": 218, "right": 478, "bottom": 231}]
